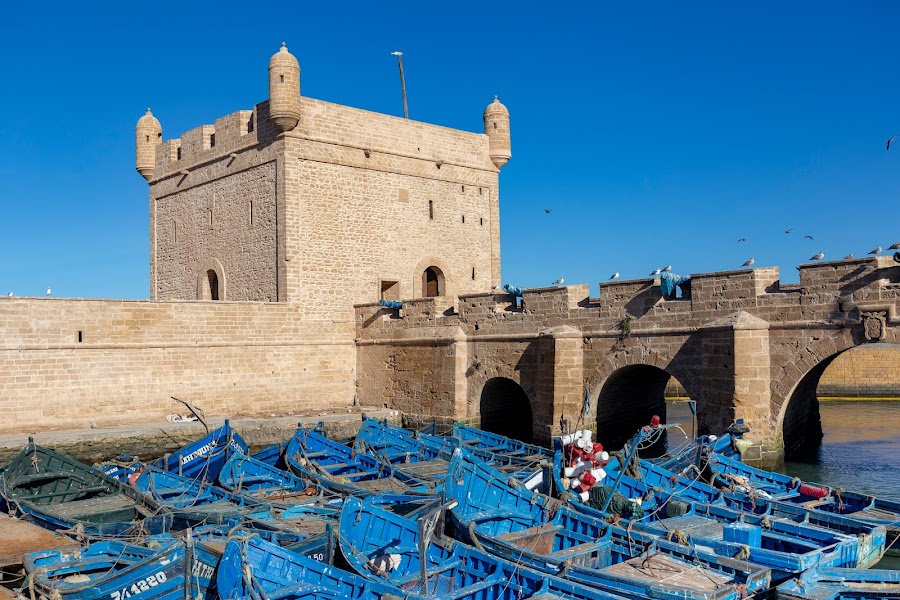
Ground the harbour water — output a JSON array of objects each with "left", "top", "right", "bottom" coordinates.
[{"left": 667, "top": 399, "right": 900, "bottom": 569}]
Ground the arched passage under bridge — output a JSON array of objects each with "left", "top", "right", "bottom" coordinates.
[
  {"left": 479, "top": 377, "right": 534, "bottom": 443},
  {"left": 595, "top": 365, "right": 692, "bottom": 458}
]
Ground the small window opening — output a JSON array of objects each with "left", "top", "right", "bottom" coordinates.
[
  {"left": 176, "top": 147, "right": 182, "bottom": 160},
  {"left": 461, "top": 185, "right": 465, "bottom": 193},
  {"left": 77, "top": 331, "right": 83, "bottom": 343},
  {"left": 158, "top": 132, "right": 162, "bottom": 139},
  {"left": 247, "top": 117, "right": 254, "bottom": 133},
  {"left": 210, "top": 133, "right": 216, "bottom": 148},
  {"left": 249, "top": 201, "right": 253, "bottom": 225},
  {"left": 145, "top": 135, "right": 149, "bottom": 142},
  {"left": 380, "top": 280, "right": 400, "bottom": 301},
  {"left": 173, "top": 220, "right": 177, "bottom": 243},
  {"left": 280, "top": 75, "right": 284, "bottom": 83},
  {"left": 424, "top": 267, "right": 441, "bottom": 297},
  {"left": 493, "top": 122, "right": 497, "bottom": 130},
  {"left": 428, "top": 200, "right": 434, "bottom": 220},
  {"left": 479, "top": 187, "right": 483, "bottom": 196},
  {"left": 480, "top": 217, "right": 484, "bottom": 226},
  {"left": 472, "top": 267, "right": 476, "bottom": 280},
  {"left": 207, "top": 270, "right": 220, "bottom": 301},
  {"left": 208, "top": 209, "right": 213, "bottom": 228},
  {"left": 462, "top": 215, "right": 465, "bottom": 223}
]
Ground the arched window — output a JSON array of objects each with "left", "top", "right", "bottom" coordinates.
[
  {"left": 207, "top": 270, "right": 220, "bottom": 300},
  {"left": 423, "top": 266, "right": 443, "bottom": 297}
]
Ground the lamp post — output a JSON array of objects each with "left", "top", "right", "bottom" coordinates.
[{"left": 391, "top": 51, "right": 409, "bottom": 119}]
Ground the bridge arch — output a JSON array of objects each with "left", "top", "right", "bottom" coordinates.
[
  {"left": 772, "top": 330, "right": 861, "bottom": 460},
  {"left": 478, "top": 377, "right": 534, "bottom": 443},
  {"left": 589, "top": 352, "right": 697, "bottom": 454}
]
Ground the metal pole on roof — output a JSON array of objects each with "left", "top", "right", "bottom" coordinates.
[{"left": 391, "top": 51, "right": 409, "bottom": 119}]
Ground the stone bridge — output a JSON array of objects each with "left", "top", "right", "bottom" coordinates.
[{"left": 355, "top": 257, "right": 900, "bottom": 466}]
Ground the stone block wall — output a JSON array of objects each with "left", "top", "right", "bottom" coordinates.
[
  {"left": 0, "top": 298, "right": 355, "bottom": 434},
  {"left": 817, "top": 343, "right": 900, "bottom": 397}
]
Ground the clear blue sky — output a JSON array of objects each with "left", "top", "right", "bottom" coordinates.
[{"left": 1, "top": 2, "right": 897, "bottom": 299}]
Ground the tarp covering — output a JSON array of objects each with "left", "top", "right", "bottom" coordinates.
[
  {"left": 659, "top": 271, "right": 690, "bottom": 297},
  {"left": 379, "top": 299, "right": 402, "bottom": 310},
  {"left": 503, "top": 284, "right": 524, "bottom": 297},
  {"left": 587, "top": 485, "right": 645, "bottom": 518}
]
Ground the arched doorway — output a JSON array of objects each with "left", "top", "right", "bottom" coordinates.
[
  {"left": 596, "top": 365, "right": 689, "bottom": 457},
  {"left": 207, "top": 270, "right": 220, "bottom": 300},
  {"left": 479, "top": 377, "right": 533, "bottom": 443},
  {"left": 422, "top": 266, "right": 443, "bottom": 297}
]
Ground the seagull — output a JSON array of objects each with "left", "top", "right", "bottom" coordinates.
[
  {"left": 810, "top": 252, "right": 825, "bottom": 261},
  {"left": 544, "top": 209, "right": 552, "bottom": 214},
  {"left": 804, "top": 235, "right": 814, "bottom": 240},
  {"left": 552, "top": 278, "right": 564, "bottom": 285},
  {"left": 844, "top": 254, "right": 854, "bottom": 260},
  {"left": 390, "top": 51, "right": 403, "bottom": 57},
  {"left": 737, "top": 237, "right": 746, "bottom": 243},
  {"left": 868, "top": 246, "right": 882, "bottom": 255},
  {"left": 662, "top": 265, "right": 672, "bottom": 272},
  {"left": 888, "top": 134, "right": 899, "bottom": 150},
  {"left": 609, "top": 272, "right": 619, "bottom": 280},
  {"left": 889, "top": 242, "right": 900, "bottom": 250},
  {"left": 649, "top": 268, "right": 661, "bottom": 276},
  {"left": 742, "top": 258, "right": 755, "bottom": 267},
  {"left": 785, "top": 228, "right": 794, "bottom": 234},
  {"left": 46, "top": 287, "right": 51, "bottom": 297},
  {"left": 6, "top": 292, "right": 12, "bottom": 298},
  {"left": 491, "top": 284, "right": 501, "bottom": 290}
]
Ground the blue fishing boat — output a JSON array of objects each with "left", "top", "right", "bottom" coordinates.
[
  {"left": 448, "top": 422, "right": 554, "bottom": 463},
  {"left": 355, "top": 416, "right": 546, "bottom": 490},
  {"left": 151, "top": 420, "right": 248, "bottom": 483},
  {"left": 216, "top": 534, "right": 427, "bottom": 600},
  {"left": 0, "top": 441, "right": 171, "bottom": 538},
  {"left": 217, "top": 452, "right": 338, "bottom": 508},
  {"left": 23, "top": 536, "right": 206, "bottom": 600},
  {"left": 777, "top": 566, "right": 900, "bottom": 600},
  {"left": 128, "top": 464, "right": 265, "bottom": 530},
  {"left": 337, "top": 495, "right": 638, "bottom": 600},
  {"left": 282, "top": 424, "right": 429, "bottom": 496},
  {"left": 444, "top": 448, "right": 770, "bottom": 600}
]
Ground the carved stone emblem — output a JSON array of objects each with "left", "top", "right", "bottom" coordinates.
[{"left": 861, "top": 311, "right": 886, "bottom": 341}]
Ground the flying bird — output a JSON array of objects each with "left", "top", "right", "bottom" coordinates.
[
  {"left": 742, "top": 258, "right": 755, "bottom": 267},
  {"left": 785, "top": 228, "right": 794, "bottom": 234},
  {"left": 737, "top": 237, "right": 746, "bottom": 243},
  {"left": 544, "top": 209, "right": 552, "bottom": 214},
  {"left": 810, "top": 252, "right": 825, "bottom": 261},
  {"left": 662, "top": 265, "right": 672, "bottom": 272},
  {"left": 869, "top": 246, "right": 882, "bottom": 255},
  {"left": 888, "top": 134, "right": 899, "bottom": 150},
  {"left": 804, "top": 235, "right": 814, "bottom": 240},
  {"left": 844, "top": 254, "right": 854, "bottom": 260},
  {"left": 609, "top": 272, "right": 619, "bottom": 280},
  {"left": 46, "top": 287, "right": 51, "bottom": 297},
  {"left": 650, "top": 268, "right": 661, "bottom": 276},
  {"left": 552, "top": 278, "right": 564, "bottom": 285},
  {"left": 889, "top": 242, "right": 900, "bottom": 250}
]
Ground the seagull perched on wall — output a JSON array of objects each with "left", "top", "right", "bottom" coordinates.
[
  {"left": 737, "top": 237, "right": 746, "bottom": 242},
  {"left": 649, "top": 268, "right": 661, "bottom": 276},
  {"left": 804, "top": 235, "right": 814, "bottom": 240},
  {"left": 46, "top": 287, "right": 51, "bottom": 297},
  {"left": 552, "top": 278, "right": 564, "bottom": 285},
  {"left": 889, "top": 242, "right": 900, "bottom": 250},
  {"left": 869, "top": 246, "right": 883, "bottom": 255},
  {"left": 662, "top": 265, "right": 672, "bottom": 272},
  {"left": 742, "top": 258, "right": 755, "bottom": 267},
  {"left": 844, "top": 254, "right": 854, "bottom": 260},
  {"left": 609, "top": 272, "right": 619, "bottom": 280},
  {"left": 491, "top": 284, "right": 501, "bottom": 290},
  {"left": 810, "top": 252, "right": 825, "bottom": 261}
]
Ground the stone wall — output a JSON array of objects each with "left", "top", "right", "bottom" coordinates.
[
  {"left": 0, "top": 298, "right": 355, "bottom": 434},
  {"left": 817, "top": 343, "right": 900, "bottom": 397}
]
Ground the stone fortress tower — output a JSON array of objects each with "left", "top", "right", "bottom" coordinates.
[{"left": 137, "top": 44, "right": 511, "bottom": 322}]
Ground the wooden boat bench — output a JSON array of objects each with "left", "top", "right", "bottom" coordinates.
[
  {"left": 12, "top": 471, "right": 88, "bottom": 487},
  {"left": 547, "top": 540, "right": 601, "bottom": 560},
  {"left": 43, "top": 494, "right": 137, "bottom": 522}
]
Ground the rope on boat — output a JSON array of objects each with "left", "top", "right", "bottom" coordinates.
[
  {"left": 467, "top": 521, "right": 486, "bottom": 552},
  {"left": 733, "top": 544, "right": 751, "bottom": 561},
  {"left": 665, "top": 529, "right": 689, "bottom": 545}
]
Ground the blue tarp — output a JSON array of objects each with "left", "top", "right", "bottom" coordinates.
[
  {"left": 379, "top": 299, "right": 402, "bottom": 310},
  {"left": 503, "top": 284, "right": 524, "bottom": 297},
  {"left": 659, "top": 271, "right": 690, "bottom": 297}
]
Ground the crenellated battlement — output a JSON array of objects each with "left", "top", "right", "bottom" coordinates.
[{"left": 356, "top": 257, "right": 900, "bottom": 336}]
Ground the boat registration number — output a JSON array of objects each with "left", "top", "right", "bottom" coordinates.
[{"left": 109, "top": 571, "right": 167, "bottom": 600}]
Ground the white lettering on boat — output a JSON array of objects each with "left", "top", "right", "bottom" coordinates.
[
  {"left": 191, "top": 558, "right": 215, "bottom": 581},
  {"left": 109, "top": 571, "right": 167, "bottom": 600}
]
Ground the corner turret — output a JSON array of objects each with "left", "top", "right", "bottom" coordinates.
[
  {"left": 483, "top": 96, "right": 511, "bottom": 169},
  {"left": 268, "top": 43, "right": 302, "bottom": 133},
  {"left": 135, "top": 108, "right": 162, "bottom": 181}
]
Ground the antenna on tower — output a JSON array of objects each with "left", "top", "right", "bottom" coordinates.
[{"left": 391, "top": 51, "right": 409, "bottom": 119}]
